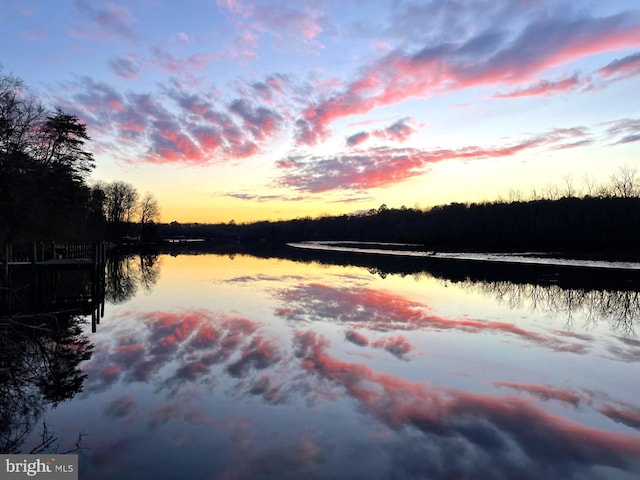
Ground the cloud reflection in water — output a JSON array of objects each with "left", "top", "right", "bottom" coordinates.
[{"left": 70, "top": 255, "right": 640, "bottom": 479}]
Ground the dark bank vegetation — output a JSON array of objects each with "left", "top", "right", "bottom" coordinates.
[
  {"left": 162, "top": 168, "right": 640, "bottom": 257},
  {"left": 0, "top": 69, "right": 160, "bottom": 250}
]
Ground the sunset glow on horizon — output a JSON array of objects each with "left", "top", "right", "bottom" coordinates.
[{"left": 2, "top": 0, "right": 640, "bottom": 223}]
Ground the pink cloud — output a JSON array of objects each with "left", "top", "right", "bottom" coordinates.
[
  {"left": 145, "top": 118, "right": 203, "bottom": 165},
  {"left": 112, "top": 340, "right": 145, "bottom": 364},
  {"left": 230, "top": 30, "right": 260, "bottom": 61},
  {"left": 372, "top": 335, "right": 414, "bottom": 359},
  {"left": 296, "top": 11, "right": 640, "bottom": 144},
  {"left": 226, "top": 335, "right": 282, "bottom": 378},
  {"left": 150, "top": 46, "right": 225, "bottom": 74},
  {"left": 61, "top": 75, "right": 286, "bottom": 164},
  {"left": 346, "top": 131, "right": 369, "bottom": 147},
  {"left": 373, "top": 118, "right": 416, "bottom": 142},
  {"left": 228, "top": 98, "right": 283, "bottom": 141},
  {"left": 278, "top": 127, "right": 589, "bottom": 192},
  {"left": 218, "top": 0, "right": 323, "bottom": 45},
  {"left": 597, "top": 51, "right": 640, "bottom": 78},
  {"left": 250, "top": 74, "right": 289, "bottom": 102},
  {"left": 262, "top": 5, "right": 323, "bottom": 44},
  {"left": 491, "top": 75, "right": 583, "bottom": 98},
  {"left": 277, "top": 148, "right": 430, "bottom": 192},
  {"left": 345, "top": 330, "right": 369, "bottom": 347},
  {"left": 222, "top": 192, "right": 307, "bottom": 202},
  {"left": 191, "top": 126, "right": 222, "bottom": 150},
  {"left": 371, "top": 40, "right": 393, "bottom": 54},
  {"left": 109, "top": 56, "right": 141, "bottom": 80},
  {"left": 216, "top": 0, "right": 249, "bottom": 16}
]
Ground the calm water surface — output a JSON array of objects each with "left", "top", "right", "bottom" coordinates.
[{"left": 20, "top": 253, "right": 640, "bottom": 479}]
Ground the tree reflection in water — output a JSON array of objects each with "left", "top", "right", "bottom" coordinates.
[
  {"left": 253, "top": 246, "right": 640, "bottom": 338},
  {"left": 0, "top": 253, "right": 162, "bottom": 454},
  {"left": 0, "top": 313, "right": 93, "bottom": 453},
  {"left": 105, "top": 254, "right": 162, "bottom": 304},
  {"left": 460, "top": 280, "right": 638, "bottom": 337}
]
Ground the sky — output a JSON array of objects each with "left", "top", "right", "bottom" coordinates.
[{"left": 1, "top": 0, "right": 640, "bottom": 224}]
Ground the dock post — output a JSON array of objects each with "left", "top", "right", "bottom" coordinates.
[
  {"left": 2, "top": 244, "right": 8, "bottom": 286},
  {"left": 31, "top": 243, "right": 39, "bottom": 308}
]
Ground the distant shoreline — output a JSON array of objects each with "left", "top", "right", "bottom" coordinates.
[{"left": 288, "top": 241, "right": 640, "bottom": 271}]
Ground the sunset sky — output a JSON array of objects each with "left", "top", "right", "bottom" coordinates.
[{"left": 1, "top": 0, "right": 640, "bottom": 223}]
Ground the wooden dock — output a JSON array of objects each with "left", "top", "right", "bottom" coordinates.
[{"left": 1, "top": 241, "right": 109, "bottom": 332}]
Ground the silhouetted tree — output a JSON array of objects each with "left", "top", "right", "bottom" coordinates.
[
  {"left": 138, "top": 192, "right": 160, "bottom": 225},
  {"left": 35, "top": 107, "right": 94, "bottom": 180},
  {"left": 103, "top": 180, "right": 138, "bottom": 224},
  {"left": 138, "top": 192, "right": 161, "bottom": 242},
  {"left": 0, "top": 70, "right": 45, "bottom": 157},
  {"left": 609, "top": 166, "right": 638, "bottom": 198},
  {"left": 0, "top": 69, "right": 97, "bottom": 245}
]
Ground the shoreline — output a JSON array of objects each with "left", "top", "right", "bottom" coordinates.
[{"left": 287, "top": 241, "right": 640, "bottom": 270}]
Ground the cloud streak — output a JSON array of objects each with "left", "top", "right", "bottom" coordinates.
[
  {"left": 597, "top": 51, "right": 640, "bottom": 78},
  {"left": 277, "top": 127, "right": 590, "bottom": 192},
  {"left": 491, "top": 75, "right": 583, "bottom": 98}
]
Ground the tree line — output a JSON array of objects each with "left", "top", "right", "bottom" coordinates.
[
  {"left": 0, "top": 69, "right": 159, "bottom": 247},
  {"left": 159, "top": 167, "right": 640, "bottom": 256}
]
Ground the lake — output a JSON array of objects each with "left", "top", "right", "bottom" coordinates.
[{"left": 8, "top": 249, "right": 640, "bottom": 479}]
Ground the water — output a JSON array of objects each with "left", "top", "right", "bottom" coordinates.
[{"left": 10, "top": 251, "right": 640, "bottom": 479}]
